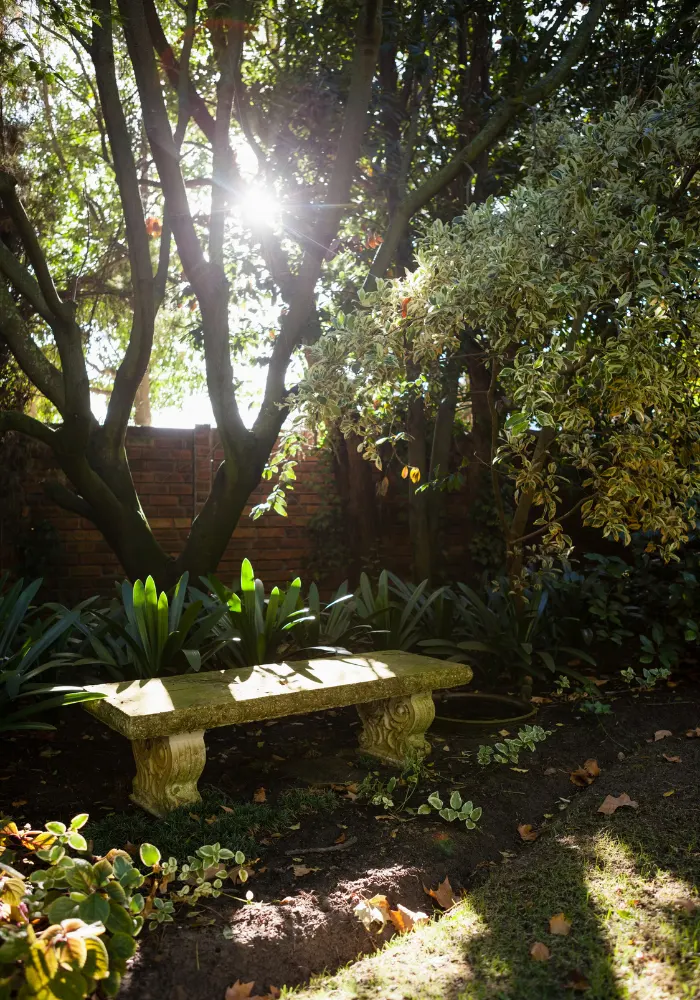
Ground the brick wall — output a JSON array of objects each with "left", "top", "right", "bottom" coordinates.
[
  {"left": 0, "top": 425, "right": 356, "bottom": 601},
  {"left": 0, "top": 424, "right": 489, "bottom": 601}
]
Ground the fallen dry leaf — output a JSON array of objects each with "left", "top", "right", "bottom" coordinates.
[
  {"left": 570, "top": 758, "right": 600, "bottom": 786},
  {"left": 499, "top": 729, "right": 510, "bottom": 737},
  {"left": 663, "top": 789, "right": 675, "bottom": 797},
  {"left": 292, "top": 866, "right": 318, "bottom": 877},
  {"left": 518, "top": 824, "right": 539, "bottom": 842},
  {"left": 530, "top": 696, "right": 552, "bottom": 704},
  {"left": 662, "top": 754, "right": 681, "bottom": 763},
  {"left": 564, "top": 969, "right": 591, "bottom": 991},
  {"left": 549, "top": 912, "right": 572, "bottom": 936},
  {"left": 388, "top": 903, "right": 430, "bottom": 934},
  {"left": 598, "top": 793, "right": 638, "bottom": 815},
  {"left": 253, "top": 787, "right": 267, "bottom": 803},
  {"left": 225, "top": 982, "right": 256, "bottom": 1000},
  {"left": 334, "top": 832, "right": 346, "bottom": 845},
  {"left": 354, "top": 894, "right": 391, "bottom": 931},
  {"left": 530, "top": 941, "right": 551, "bottom": 961},
  {"left": 11, "top": 800, "right": 27, "bottom": 808},
  {"left": 654, "top": 730, "right": 672, "bottom": 741},
  {"left": 221, "top": 805, "right": 234, "bottom": 814},
  {"left": 673, "top": 898, "right": 698, "bottom": 913},
  {"left": 544, "top": 767, "right": 557, "bottom": 775},
  {"left": 279, "top": 896, "right": 295, "bottom": 905},
  {"left": 424, "top": 876, "right": 459, "bottom": 910},
  {"left": 685, "top": 727, "right": 700, "bottom": 738}
]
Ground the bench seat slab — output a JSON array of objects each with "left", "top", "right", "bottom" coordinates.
[
  {"left": 131, "top": 731, "right": 206, "bottom": 818},
  {"left": 357, "top": 692, "right": 434, "bottom": 764}
]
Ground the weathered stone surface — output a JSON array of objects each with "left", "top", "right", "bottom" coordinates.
[
  {"left": 84, "top": 652, "right": 473, "bottom": 741},
  {"left": 357, "top": 692, "right": 435, "bottom": 764},
  {"left": 131, "top": 731, "right": 206, "bottom": 818}
]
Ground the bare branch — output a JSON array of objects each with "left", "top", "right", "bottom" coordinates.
[{"left": 43, "top": 479, "right": 94, "bottom": 519}]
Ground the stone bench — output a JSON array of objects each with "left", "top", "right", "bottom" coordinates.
[{"left": 84, "top": 651, "right": 473, "bottom": 817}]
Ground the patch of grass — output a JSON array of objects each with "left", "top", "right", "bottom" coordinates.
[
  {"left": 287, "top": 748, "right": 700, "bottom": 1000},
  {"left": 87, "top": 785, "right": 337, "bottom": 860}
]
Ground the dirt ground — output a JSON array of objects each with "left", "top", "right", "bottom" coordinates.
[{"left": 3, "top": 678, "right": 699, "bottom": 998}]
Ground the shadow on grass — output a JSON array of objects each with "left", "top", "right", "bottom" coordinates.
[
  {"left": 293, "top": 743, "right": 700, "bottom": 1000},
  {"left": 87, "top": 784, "right": 337, "bottom": 859}
]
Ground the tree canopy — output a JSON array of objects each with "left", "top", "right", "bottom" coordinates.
[
  {"left": 0, "top": 0, "right": 695, "bottom": 583},
  {"left": 303, "top": 66, "right": 700, "bottom": 576}
]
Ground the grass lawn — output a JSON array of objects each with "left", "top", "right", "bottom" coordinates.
[{"left": 289, "top": 740, "right": 700, "bottom": 1000}]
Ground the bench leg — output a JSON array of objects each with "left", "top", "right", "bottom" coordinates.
[
  {"left": 356, "top": 692, "right": 434, "bottom": 764},
  {"left": 130, "top": 731, "right": 206, "bottom": 818}
]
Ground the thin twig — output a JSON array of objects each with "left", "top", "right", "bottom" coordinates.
[{"left": 284, "top": 836, "right": 358, "bottom": 856}]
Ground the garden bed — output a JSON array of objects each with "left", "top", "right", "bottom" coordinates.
[{"left": 3, "top": 678, "right": 700, "bottom": 998}]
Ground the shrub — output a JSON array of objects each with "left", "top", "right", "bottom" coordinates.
[{"left": 0, "top": 814, "right": 249, "bottom": 999}]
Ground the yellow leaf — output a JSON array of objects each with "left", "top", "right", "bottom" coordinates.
[
  {"left": 388, "top": 903, "right": 429, "bottom": 934},
  {"left": 409, "top": 467, "right": 421, "bottom": 484},
  {"left": 663, "top": 790, "right": 675, "bottom": 797},
  {"left": 530, "top": 941, "right": 551, "bottom": 961},
  {"left": 253, "top": 787, "right": 267, "bottom": 803},
  {"left": 401, "top": 466, "right": 409, "bottom": 479}
]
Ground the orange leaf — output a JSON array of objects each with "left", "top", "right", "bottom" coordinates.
[
  {"left": 221, "top": 805, "right": 234, "bottom": 814},
  {"left": 11, "top": 800, "right": 27, "bottom": 808},
  {"left": 401, "top": 465, "right": 409, "bottom": 479},
  {"left": 388, "top": 903, "right": 429, "bottom": 934},
  {"left": 334, "top": 831, "right": 346, "bottom": 845},
  {"left": 549, "top": 912, "right": 572, "bottom": 936},
  {"left": 401, "top": 296, "right": 412, "bottom": 318},
  {"left": 423, "top": 876, "right": 459, "bottom": 909},
  {"left": 225, "top": 983, "right": 256, "bottom": 1000},
  {"left": 583, "top": 759, "right": 600, "bottom": 776},
  {"left": 654, "top": 730, "right": 672, "bottom": 741},
  {"left": 145, "top": 216, "right": 163, "bottom": 237},
  {"left": 662, "top": 754, "right": 681, "bottom": 763},
  {"left": 253, "top": 787, "right": 267, "bottom": 803},
  {"left": 570, "top": 768, "right": 595, "bottom": 787},
  {"left": 518, "top": 824, "right": 539, "bottom": 842},
  {"left": 530, "top": 941, "right": 551, "bottom": 961},
  {"left": 598, "top": 793, "right": 638, "bottom": 815},
  {"left": 685, "top": 727, "right": 700, "bottom": 738}
]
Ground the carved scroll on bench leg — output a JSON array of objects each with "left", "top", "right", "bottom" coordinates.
[
  {"left": 356, "top": 692, "right": 435, "bottom": 764},
  {"left": 130, "top": 732, "right": 206, "bottom": 818}
]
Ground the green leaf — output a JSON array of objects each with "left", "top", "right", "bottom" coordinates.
[
  {"left": 417, "top": 804, "right": 431, "bottom": 815},
  {"left": 78, "top": 893, "right": 110, "bottom": 925},
  {"left": 449, "top": 791, "right": 462, "bottom": 811},
  {"left": 69, "top": 814, "right": 89, "bottom": 831},
  {"left": 46, "top": 821, "right": 67, "bottom": 835},
  {"left": 107, "top": 932, "right": 137, "bottom": 961},
  {"left": 105, "top": 899, "right": 136, "bottom": 935},
  {"left": 139, "top": 843, "right": 161, "bottom": 868},
  {"left": 427, "top": 792, "right": 443, "bottom": 810},
  {"left": 68, "top": 832, "right": 88, "bottom": 852},
  {"left": 47, "top": 896, "right": 80, "bottom": 924}
]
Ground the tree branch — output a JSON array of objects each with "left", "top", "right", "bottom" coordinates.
[
  {"left": 91, "top": 0, "right": 156, "bottom": 448},
  {"left": 43, "top": 479, "right": 95, "bottom": 519},
  {"left": 254, "top": 0, "right": 384, "bottom": 442},
  {"left": 367, "top": 0, "right": 604, "bottom": 283},
  {"left": 0, "top": 408, "right": 56, "bottom": 448},
  {"left": 0, "top": 280, "right": 66, "bottom": 413}
]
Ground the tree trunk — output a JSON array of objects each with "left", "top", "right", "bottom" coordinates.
[
  {"left": 406, "top": 393, "right": 431, "bottom": 582},
  {"left": 134, "top": 370, "right": 152, "bottom": 426}
]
